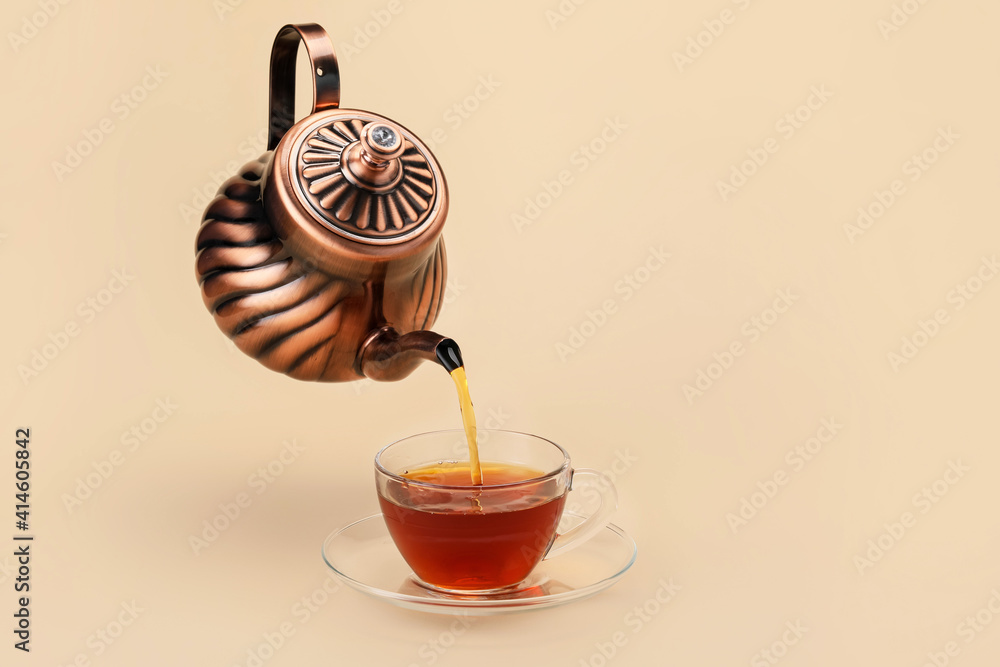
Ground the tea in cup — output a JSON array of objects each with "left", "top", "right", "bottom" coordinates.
[{"left": 375, "top": 430, "right": 617, "bottom": 595}]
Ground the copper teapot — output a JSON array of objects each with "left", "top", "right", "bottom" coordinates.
[{"left": 195, "top": 23, "right": 463, "bottom": 382}]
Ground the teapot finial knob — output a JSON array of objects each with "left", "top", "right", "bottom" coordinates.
[
  {"left": 360, "top": 122, "right": 404, "bottom": 164},
  {"left": 340, "top": 120, "right": 406, "bottom": 193}
]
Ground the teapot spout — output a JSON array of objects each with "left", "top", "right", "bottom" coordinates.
[{"left": 358, "top": 327, "right": 463, "bottom": 381}]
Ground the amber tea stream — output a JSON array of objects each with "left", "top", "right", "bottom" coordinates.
[{"left": 448, "top": 366, "right": 483, "bottom": 484}]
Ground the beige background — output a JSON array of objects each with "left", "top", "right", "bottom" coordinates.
[{"left": 3, "top": 0, "right": 1000, "bottom": 665}]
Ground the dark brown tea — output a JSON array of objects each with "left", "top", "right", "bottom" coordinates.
[{"left": 378, "top": 462, "right": 567, "bottom": 591}]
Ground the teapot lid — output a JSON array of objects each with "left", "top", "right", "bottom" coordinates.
[
  {"left": 265, "top": 24, "right": 445, "bottom": 247},
  {"left": 286, "top": 112, "right": 441, "bottom": 245}
]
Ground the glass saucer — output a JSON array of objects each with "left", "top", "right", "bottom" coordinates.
[{"left": 321, "top": 512, "right": 637, "bottom": 615}]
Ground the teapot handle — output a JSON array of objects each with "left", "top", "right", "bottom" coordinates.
[{"left": 268, "top": 23, "right": 341, "bottom": 151}]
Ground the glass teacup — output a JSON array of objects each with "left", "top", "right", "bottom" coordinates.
[{"left": 375, "top": 429, "right": 617, "bottom": 595}]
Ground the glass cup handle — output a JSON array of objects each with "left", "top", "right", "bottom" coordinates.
[{"left": 544, "top": 468, "right": 618, "bottom": 560}]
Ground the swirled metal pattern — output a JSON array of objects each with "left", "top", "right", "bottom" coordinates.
[{"left": 195, "top": 155, "right": 446, "bottom": 382}]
